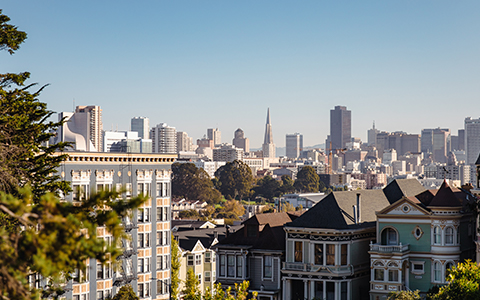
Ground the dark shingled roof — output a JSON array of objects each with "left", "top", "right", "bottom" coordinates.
[
  {"left": 215, "top": 212, "right": 295, "bottom": 251},
  {"left": 287, "top": 179, "right": 427, "bottom": 230},
  {"left": 428, "top": 180, "right": 462, "bottom": 207},
  {"left": 476, "top": 153, "right": 480, "bottom": 165},
  {"left": 382, "top": 179, "right": 426, "bottom": 204},
  {"left": 175, "top": 227, "right": 231, "bottom": 251}
]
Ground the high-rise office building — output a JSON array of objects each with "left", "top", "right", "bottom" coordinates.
[
  {"left": 367, "top": 122, "right": 378, "bottom": 146},
  {"left": 286, "top": 133, "right": 303, "bottom": 159},
  {"left": 465, "top": 117, "right": 480, "bottom": 164},
  {"left": 150, "top": 123, "right": 177, "bottom": 154},
  {"left": 458, "top": 129, "right": 465, "bottom": 151},
  {"left": 232, "top": 128, "right": 250, "bottom": 152},
  {"left": 55, "top": 105, "right": 103, "bottom": 152},
  {"left": 131, "top": 117, "right": 150, "bottom": 139},
  {"left": 207, "top": 128, "right": 221, "bottom": 146},
  {"left": 262, "top": 108, "right": 275, "bottom": 158},
  {"left": 330, "top": 105, "right": 351, "bottom": 150},
  {"left": 421, "top": 128, "right": 450, "bottom": 163}
]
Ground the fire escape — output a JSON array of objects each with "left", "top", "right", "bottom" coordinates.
[{"left": 113, "top": 214, "right": 138, "bottom": 286}]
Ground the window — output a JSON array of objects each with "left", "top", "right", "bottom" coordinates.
[
  {"left": 157, "top": 207, "right": 162, "bottom": 221},
  {"left": 125, "top": 183, "right": 132, "bottom": 197},
  {"left": 445, "top": 227, "right": 454, "bottom": 245},
  {"left": 144, "top": 208, "right": 150, "bottom": 222},
  {"left": 138, "top": 208, "right": 144, "bottom": 222},
  {"left": 156, "top": 182, "right": 163, "bottom": 197},
  {"left": 157, "top": 280, "right": 163, "bottom": 294},
  {"left": 157, "top": 255, "right": 163, "bottom": 270},
  {"left": 412, "top": 263, "right": 424, "bottom": 274},
  {"left": 445, "top": 262, "right": 454, "bottom": 280},
  {"left": 205, "top": 252, "right": 211, "bottom": 263},
  {"left": 341, "top": 244, "right": 348, "bottom": 265},
  {"left": 341, "top": 282, "right": 348, "bottom": 300},
  {"left": 145, "top": 233, "right": 150, "bottom": 247},
  {"left": 72, "top": 184, "right": 89, "bottom": 201},
  {"left": 227, "top": 255, "right": 235, "bottom": 277},
  {"left": 388, "top": 270, "right": 398, "bottom": 282},
  {"left": 105, "top": 262, "right": 111, "bottom": 278},
  {"left": 157, "top": 232, "right": 162, "bottom": 245},
  {"left": 236, "top": 256, "right": 243, "bottom": 278},
  {"left": 105, "top": 290, "right": 112, "bottom": 300},
  {"left": 294, "top": 241, "right": 303, "bottom": 262},
  {"left": 434, "top": 261, "right": 442, "bottom": 282},
  {"left": 137, "top": 183, "right": 144, "bottom": 196},
  {"left": 374, "top": 269, "right": 384, "bottom": 281},
  {"left": 187, "top": 255, "right": 194, "bottom": 266},
  {"left": 163, "top": 207, "right": 169, "bottom": 221},
  {"left": 205, "top": 271, "right": 211, "bottom": 282},
  {"left": 314, "top": 244, "right": 323, "bottom": 265},
  {"left": 138, "top": 283, "right": 144, "bottom": 298},
  {"left": 264, "top": 256, "right": 272, "bottom": 279},
  {"left": 197, "top": 273, "right": 202, "bottom": 283},
  {"left": 195, "top": 254, "right": 202, "bottom": 265},
  {"left": 434, "top": 226, "right": 441, "bottom": 245},
  {"left": 138, "top": 233, "right": 144, "bottom": 248},
  {"left": 138, "top": 258, "right": 144, "bottom": 273},
  {"left": 97, "top": 263, "right": 103, "bottom": 279},
  {"left": 97, "top": 291, "right": 103, "bottom": 300},
  {"left": 220, "top": 255, "right": 226, "bottom": 276},
  {"left": 163, "top": 231, "right": 168, "bottom": 245},
  {"left": 145, "top": 282, "right": 150, "bottom": 297},
  {"left": 383, "top": 228, "right": 398, "bottom": 245},
  {"left": 326, "top": 244, "right": 335, "bottom": 266}
]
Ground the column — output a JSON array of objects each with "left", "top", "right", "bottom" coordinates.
[
  {"left": 304, "top": 280, "right": 309, "bottom": 300},
  {"left": 310, "top": 280, "right": 315, "bottom": 299}
]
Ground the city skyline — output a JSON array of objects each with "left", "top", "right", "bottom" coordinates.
[{"left": 2, "top": 1, "right": 479, "bottom": 147}]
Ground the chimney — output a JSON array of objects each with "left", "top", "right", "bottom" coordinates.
[
  {"left": 356, "top": 193, "right": 361, "bottom": 224},
  {"left": 214, "top": 230, "right": 218, "bottom": 240},
  {"left": 352, "top": 205, "right": 357, "bottom": 224}
]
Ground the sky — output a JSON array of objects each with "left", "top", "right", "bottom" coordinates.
[{"left": 2, "top": 1, "right": 480, "bottom": 148}]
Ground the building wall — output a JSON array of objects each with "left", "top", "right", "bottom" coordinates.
[{"left": 57, "top": 152, "right": 175, "bottom": 300}]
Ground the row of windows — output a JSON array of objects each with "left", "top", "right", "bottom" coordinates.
[
  {"left": 219, "top": 255, "right": 245, "bottom": 278},
  {"left": 187, "top": 252, "right": 216, "bottom": 266},
  {"left": 293, "top": 242, "right": 348, "bottom": 266},
  {"left": 157, "top": 231, "right": 171, "bottom": 246},
  {"left": 382, "top": 226, "right": 460, "bottom": 246},
  {"left": 156, "top": 207, "right": 171, "bottom": 222},
  {"left": 96, "top": 290, "right": 112, "bottom": 300},
  {"left": 157, "top": 254, "right": 170, "bottom": 271},
  {"left": 96, "top": 262, "right": 112, "bottom": 279},
  {"left": 138, "top": 258, "right": 151, "bottom": 273},
  {"left": 71, "top": 182, "right": 170, "bottom": 201}
]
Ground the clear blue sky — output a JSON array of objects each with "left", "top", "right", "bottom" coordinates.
[{"left": 2, "top": 1, "right": 480, "bottom": 148}]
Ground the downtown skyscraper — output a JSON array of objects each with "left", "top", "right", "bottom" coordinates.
[
  {"left": 262, "top": 108, "right": 275, "bottom": 158},
  {"left": 330, "top": 105, "right": 351, "bottom": 150}
]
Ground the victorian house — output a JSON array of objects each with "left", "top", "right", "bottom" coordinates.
[
  {"left": 213, "top": 213, "right": 298, "bottom": 300},
  {"left": 282, "top": 179, "right": 425, "bottom": 300},
  {"left": 369, "top": 180, "right": 477, "bottom": 299}
]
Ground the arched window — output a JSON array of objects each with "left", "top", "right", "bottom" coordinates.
[
  {"left": 445, "top": 227, "right": 454, "bottom": 245},
  {"left": 434, "top": 261, "right": 442, "bottom": 282},
  {"left": 382, "top": 227, "right": 398, "bottom": 245},
  {"left": 434, "top": 226, "right": 441, "bottom": 245},
  {"left": 445, "top": 262, "right": 454, "bottom": 280}
]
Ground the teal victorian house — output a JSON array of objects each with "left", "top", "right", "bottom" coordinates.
[{"left": 369, "top": 181, "right": 477, "bottom": 299}]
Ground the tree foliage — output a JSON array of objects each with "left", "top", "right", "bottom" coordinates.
[
  {"left": 253, "top": 175, "right": 281, "bottom": 201},
  {"left": 214, "top": 160, "right": 253, "bottom": 200},
  {"left": 387, "top": 290, "right": 422, "bottom": 300},
  {"left": 280, "top": 175, "right": 295, "bottom": 194},
  {"left": 432, "top": 260, "right": 480, "bottom": 300},
  {"left": 171, "top": 236, "right": 181, "bottom": 300},
  {"left": 183, "top": 268, "right": 202, "bottom": 300},
  {"left": 172, "top": 162, "right": 222, "bottom": 204},
  {"left": 0, "top": 11, "right": 145, "bottom": 300},
  {"left": 294, "top": 166, "right": 320, "bottom": 193},
  {"left": 111, "top": 285, "right": 139, "bottom": 300}
]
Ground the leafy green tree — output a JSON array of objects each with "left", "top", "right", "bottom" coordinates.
[
  {"left": 433, "top": 260, "right": 480, "bottom": 300},
  {"left": 172, "top": 163, "right": 222, "bottom": 204},
  {"left": 170, "top": 235, "right": 181, "bottom": 300},
  {"left": 0, "top": 11, "right": 145, "bottom": 300},
  {"left": 111, "top": 285, "right": 139, "bottom": 300},
  {"left": 280, "top": 201, "right": 296, "bottom": 212},
  {"left": 294, "top": 166, "right": 320, "bottom": 193},
  {"left": 387, "top": 290, "right": 422, "bottom": 300},
  {"left": 179, "top": 209, "right": 200, "bottom": 219},
  {"left": 183, "top": 268, "right": 202, "bottom": 300},
  {"left": 253, "top": 175, "right": 281, "bottom": 201},
  {"left": 214, "top": 160, "right": 253, "bottom": 200},
  {"left": 280, "top": 175, "right": 295, "bottom": 194}
]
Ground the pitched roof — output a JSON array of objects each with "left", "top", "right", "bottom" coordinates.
[
  {"left": 476, "top": 152, "right": 480, "bottom": 165},
  {"left": 428, "top": 180, "right": 462, "bottom": 207},
  {"left": 175, "top": 227, "right": 230, "bottom": 251},
  {"left": 287, "top": 179, "right": 427, "bottom": 230},
  {"left": 382, "top": 179, "right": 426, "bottom": 204},
  {"left": 216, "top": 212, "right": 294, "bottom": 251}
]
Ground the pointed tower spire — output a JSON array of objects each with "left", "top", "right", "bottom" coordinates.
[{"left": 262, "top": 108, "right": 275, "bottom": 158}]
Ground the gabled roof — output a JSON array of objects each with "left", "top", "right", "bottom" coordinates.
[
  {"left": 287, "top": 189, "right": 389, "bottom": 229},
  {"left": 216, "top": 212, "right": 294, "bottom": 251},
  {"left": 476, "top": 152, "right": 480, "bottom": 165},
  {"left": 428, "top": 180, "right": 462, "bottom": 208},
  {"left": 175, "top": 227, "right": 232, "bottom": 251},
  {"left": 382, "top": 179, "right": 426, "bottom": 204},
  {"left": 376, "top": 196, "right": 430, "bottom": 216},
  {"left": 286, "top": 179, "right": 427, "bottom": 230}
]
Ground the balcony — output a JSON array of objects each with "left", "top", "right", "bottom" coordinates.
[
  {"left": 282, "top": 262, "right": 354, "bottom": 276},
  {"left": 369, "top": 242, "right": 409, "bottom": 254},
  {"left": 371, "top": 282, "right": 408, "bottom": 292}
]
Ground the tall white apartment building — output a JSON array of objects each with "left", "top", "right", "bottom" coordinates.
[
  {"left": 207, "top": 128, "right": 221, "bottom": 146},
  {"left": 286, "top": 133, "right": 303, "bottom": 159},
  {"left": 55, "top": 105, "right": 103, "bottom": 152},
  {"left": 54, "top": 152, "right": 175, "bottom": 300},
  {"left": 465, "top": 117, "right": 480, "bottom": 165},
  {"left": 131, "top": 117, "right": 150, "bottom": 139},
  {"left": 151, "top": 123, "right": 177, "bottom": 154},
  {"left": 212, "top": 144, "right": 244, "bottom": 162},
  {"left": 177, "top": 131, "right": 195, "bottom": 152}
]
